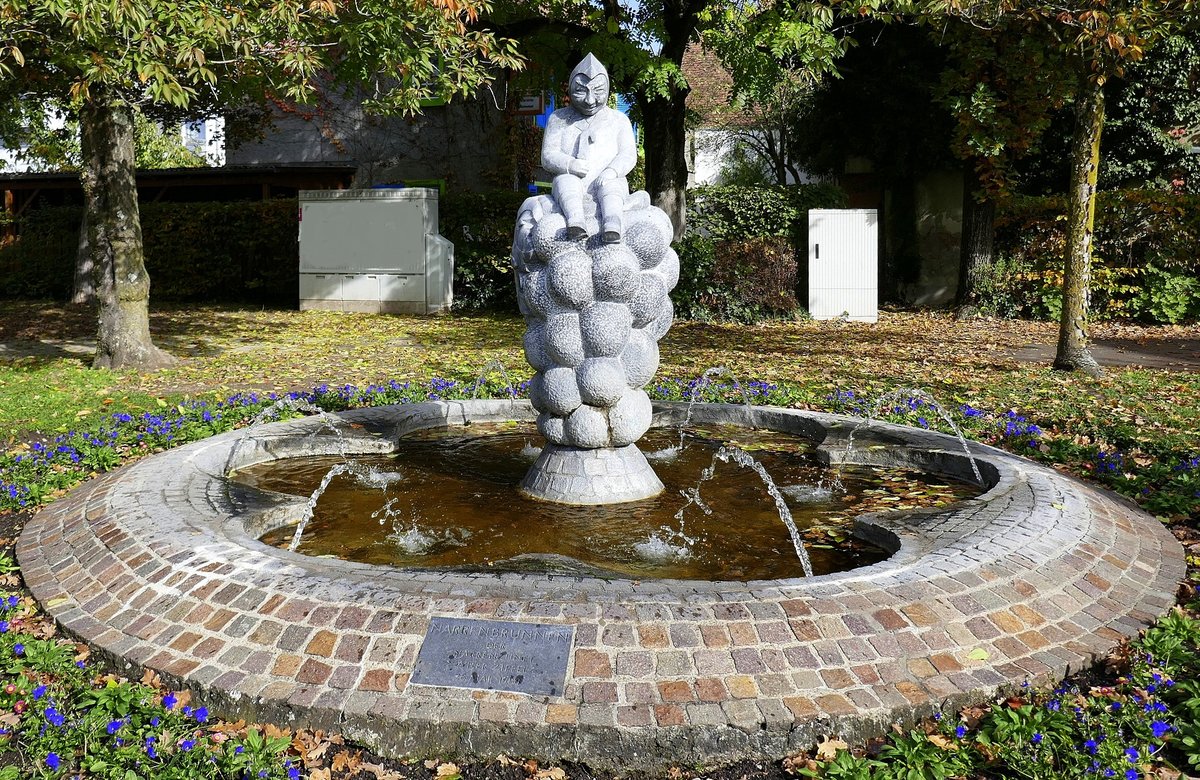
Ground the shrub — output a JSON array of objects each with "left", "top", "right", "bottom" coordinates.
[
  {"left": 676, "top": 235, "right": 799, "bottom": 322},
  {"left": 437, "top": 190, "right": 527, "bottom": 312},
  {"left": 990, "top": 190, "right": 1200, "bottom": 323}
]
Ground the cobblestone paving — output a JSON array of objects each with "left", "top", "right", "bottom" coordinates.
[{"left": 17, "top": 402, "right": 1185, "bottom": 771}]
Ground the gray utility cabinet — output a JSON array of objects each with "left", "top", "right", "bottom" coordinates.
[{"left": 298, "top": 188, "right": 454, "bottom": 314}]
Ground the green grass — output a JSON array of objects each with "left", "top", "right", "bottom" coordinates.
[{"left": 0, "top": 358, "right": 161, "bottom": 444}]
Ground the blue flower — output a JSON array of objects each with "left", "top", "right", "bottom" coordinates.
[
  {"left": 1125, "top": 771, "right": 1137, "bottom": 780},
  {"left": 955, "top": 725, "right": 966, "bottom": 738},
  {"left": 1111, "top": 701, "right": 1122, "bottom": 712},
  {"left": 44, "top": 706, "right": 65, "bottom": 727},
  {"left": 193, "top": 706, "right": 208, "bottom": 723},
  {"left": 1151, "top": 721, "right": 1172, "bottom": 739},
  {"left": 45, "top": 752, "right": 60, "bottom": 770},
  {"left": 106, "top": 719, "right": 123, "bottom": 735},
  {"left": 1125, "top": 746, "right": 1139, "bottom": 763},
  {"left": 145, "top": 736, "right": 158, "bottom": 759},
  {"left": 1031, "top": 733, "right": 1043, "bottom": 744},
  {"left": 12, "top": 643, "right": 23, "bottom": 657},
  {"left": 162, "top": 692, "right": 177, "bottom": 710},
  {"left": 150, "top": 716, "right": 160, "bottom": 727},
  {"left": 32, "top": 685, "right": 46, "bottom": 700},
  {"left": 181, "top": 739, "right": 196, "bottom": 751},
  {"left": 1085, "top": 739, "right": 1099, "bottom": 755}
]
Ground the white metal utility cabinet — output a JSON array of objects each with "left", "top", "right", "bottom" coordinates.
[
  {"left": 298, "top": 188, "right": 454, "bottom": 314},
  {"left": 808, "top": 208, "right": 879, "bottom": 323}
]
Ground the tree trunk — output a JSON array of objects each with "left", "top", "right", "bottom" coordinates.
[
  {"left": 79, "top": 95, "right": 176, "bottom": 370},
  {"left": 640, "top": 90, "right": 689, "bottom": 241},
  {"left": 70, "top": 212, "right": 95, "bottom": 305},
  {"left": 955, "top": 163, "right": 995, "bottom": 317},
  {"left": 1053, "top": 74, "right": 1104, "bottom": 376}
]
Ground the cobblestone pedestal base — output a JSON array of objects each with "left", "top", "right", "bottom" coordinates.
[{"left": 519, "top": 443, "right": 664, "bottom": 504}]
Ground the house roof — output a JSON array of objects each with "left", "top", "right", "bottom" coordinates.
[{"left": 683, "top": 44, "right": 756, "bottom": 129}]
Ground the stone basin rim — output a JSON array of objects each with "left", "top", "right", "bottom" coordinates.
[{"left": 15, "top": 399, "right": 1184, "bottom": 771}]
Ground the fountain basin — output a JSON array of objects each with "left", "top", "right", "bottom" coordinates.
[{"left": 17, "top": 400, "right": 1184, "bottom": 771}]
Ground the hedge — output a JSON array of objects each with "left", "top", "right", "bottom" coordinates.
[
  {"left": 990, "top": 190, "right": 1200, "bottom": 324},
  {"left": 0, "top": 201, "right": 300, "bottom": 303},
  {"left": 686, "top": 182, "right": 847, "bottom": 241}
]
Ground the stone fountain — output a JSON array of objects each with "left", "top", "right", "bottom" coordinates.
[
  {"left": 513, "top": 54, "right": 677, "bottom": 504},
  {"left": 14, "top": 54, "right": 1187, "bottom": 774}
]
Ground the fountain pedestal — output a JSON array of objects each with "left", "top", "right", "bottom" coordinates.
[{"left": 519, "top": 443, "right": 664, "bottom": 504}]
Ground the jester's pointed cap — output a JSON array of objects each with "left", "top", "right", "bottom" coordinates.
[{"left": 570, "top": 53, "right": 609, "bottom": 83}]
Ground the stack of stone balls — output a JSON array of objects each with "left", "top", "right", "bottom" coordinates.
[{"left": 517, "top": 206, "right": 678, "bottom": 450}]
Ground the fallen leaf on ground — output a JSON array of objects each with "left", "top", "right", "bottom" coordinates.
[{"left": 816, "top": 736, "right": 849, "bottom": 762}]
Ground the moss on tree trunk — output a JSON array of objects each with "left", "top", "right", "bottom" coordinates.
[
  {"left": 1054, "top": 74, "right": 1104, "bottom": 376},
  {"left": 79, "top": 94, "right": 175, "bottom": 371},
  {"left": 955, "top": 161, "right": 996, "bottom": 317}
]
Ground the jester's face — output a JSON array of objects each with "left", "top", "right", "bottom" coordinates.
[{"left": 569, "top": 73, "right": 608, "bottom": 117}]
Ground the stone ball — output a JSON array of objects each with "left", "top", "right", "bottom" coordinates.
[
  {"left": 629, "top": 271, "right": 668, "bottom": 328},
  {"left": 520, "top": 268, "right": 555, "bottom": 319},
  {"left": 647, "top": 207, "right": 674, "bottom": 243},
  {"left": 540, "top": 366, "right": 582, "bottom": 417},
  {"left": 619, "top": 328, "right": 659, "bottom": 388},
  {"left": 656, "top": 248, "right": 680, "bottom": 292},
  {"left": 591, "top": 244, "right": 641, "bottom": 303},
  {"left": 609, "top": 389, "right": 653, "bottom": 446},
  {"left": 564, "top": 404, "right": 610, "bottom": 449},
  {"left": 538, "top": 412, "right": 567, "bottom": 445},
  {"left": 625, "top": 219, "right": 669, "bottom": 269},
  {"left": 626, "top": 190, "right": 652, "bottom": 211},
  {"left": 527, "top": 373, "right": 548, "bottom": 413},
  {"left": 532, "top": 212, "right": 570, "bottom": 261},
  {"left": 576, "top": 357, "right": 627, "bottom": 408},
  {"left": 548, "top": 249, "right": 594, "bottom": 309},
  {"left": 523, "top": 322, "right": 551, "bottom": 372},
  {"left": 644, "top": 297, "right": 675, "bottom": 342},
  {"left": 580, "top": 302, "right": 632, "bottom": 359},
  {"left": 545, "top": 311, "right": 584, "bottom": 367}
]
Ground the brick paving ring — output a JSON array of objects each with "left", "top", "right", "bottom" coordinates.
[{"left": 18, "top": 400, "right": 1184, "bottom": 772}]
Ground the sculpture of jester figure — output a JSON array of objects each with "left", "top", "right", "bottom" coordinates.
[{"left": 541, "top": 53, "right": 637, "bottom": 243}]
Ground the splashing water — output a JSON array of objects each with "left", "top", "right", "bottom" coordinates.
[
  {"left": 224, "top": 398, "right": 349, "bottom": 476},
  {"left": 682, "top": 367, "right": 758, "bottom": 433},
  {"left": 845, "top": 388, "right": 985, "bottom": 486},
  {"left": 468, "top": 358, "right": 519, "bottom": 420},
  {"left": 633, "top": 533, "right": 693, "bottom": 563},
  {"left": 675, "top": 444, "right": 814, "bottom": 578},
  {"left": 288, "top": 461, "right": 403, "bottom": 551},
  {"left": 782, "top": 484, "right": 834, "bottom": 503},
  {"left": 645, "top": 444, "right": 681, "bottom": 463}
]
